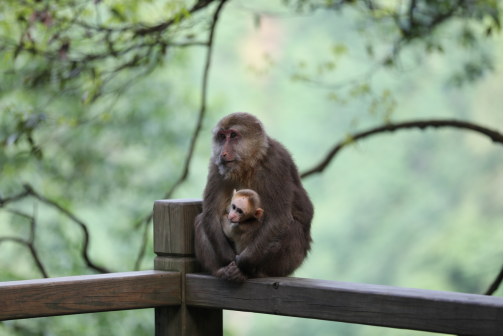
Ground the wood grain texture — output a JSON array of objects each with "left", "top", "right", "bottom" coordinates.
[
  {"left": 155, "top": 257, "right": 221, "bottom": 336},
  {"left": 155, "top": 305, "right": 222, "bottom": 336},
  {"left": 154, "top": 256, "right": 201, "bottom": 274},
  {"left": 153, "top": 199, "right": 202, "bottom": 255},
  {"left": 153, "top": 199, "right": 221, "bottom": 336},
  {"left": 186, "top": 274, "right": 503, "bottom": 336},
  {"left": 0, "top": 271, "right": 181, "bottom": 321}
]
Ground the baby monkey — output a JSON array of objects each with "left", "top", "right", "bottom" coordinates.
[{"left": 222, "top": 189, "right": 264, "bottom": 254}]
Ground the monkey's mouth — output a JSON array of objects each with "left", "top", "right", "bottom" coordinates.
[{"left": 222, "top": 160, "right": 236, "bottom": 165}]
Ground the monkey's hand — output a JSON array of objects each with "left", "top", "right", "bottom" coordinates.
[
  {"left": 213, "top": 266, "right": 229, "bottom": 279},
  {"left": 226, "top": 261, "right": 248, "bottom": 284}
]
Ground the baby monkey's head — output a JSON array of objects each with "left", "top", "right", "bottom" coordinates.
[{"left": 228, "top": 189, "right": 264, "bottom": 223}]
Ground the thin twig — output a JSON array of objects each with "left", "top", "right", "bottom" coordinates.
[
  {"left": 133, "top": 0, "right": 228, "bottom": 271},
  {"left": 5, "top": 209, "right": 32, "bottom": 220},
  {"left": 289, "top": 62, "right": 381, "bottom": 91},
  {"left": 301, "top": 119, "right": 503, "bottom": 179}
]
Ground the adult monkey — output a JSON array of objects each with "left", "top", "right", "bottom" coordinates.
[{"left": 194, "top": 112, "right": 313, "bottom": 283}]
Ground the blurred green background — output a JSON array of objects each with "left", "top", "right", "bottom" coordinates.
[{"left": 1, "top": 0, "right": 502, "bottom": 335}]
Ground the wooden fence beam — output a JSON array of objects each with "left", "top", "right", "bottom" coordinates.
[
  {"left": 153, "top": 199, "right": 222, "bottom": 336},
  {"left": 0, "top": 271, "right": 180, "bottom": 321},
  {"left": 186, "top": 273, "right": 503, "bottom": 336}
]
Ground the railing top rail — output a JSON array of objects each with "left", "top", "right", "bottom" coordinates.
[
  {"left": 0, "top": 271, "right": 180, "bottom": 321},
  {"left": 185, "top": 273, "right": 503, "bottom": 336},
  {"left": 0, "top": 270, "right": 166, "bottom": 287}
]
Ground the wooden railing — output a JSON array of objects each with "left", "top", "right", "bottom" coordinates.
[{"left": 1, "top": 199, "right": 503, "bottom": 336}]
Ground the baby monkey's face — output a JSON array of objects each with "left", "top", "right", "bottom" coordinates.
[
  {"left": 229, "top": 195, "right": 264, "bottom": 223},
  {"left": 228, "top": 196, "right": 254, "bottom": 223}
]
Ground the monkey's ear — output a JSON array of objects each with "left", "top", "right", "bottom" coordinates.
[
  {"left": 233, "top": 189, "right": 237, "bottom": 195},
  {"left": 255, "top": 208, "right": 264, "bottom": 218}
]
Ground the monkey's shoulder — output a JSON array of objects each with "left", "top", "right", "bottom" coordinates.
[
  {"left": 266, "top": 137, "right": 293, "bottom": 159},
  {"left": 263, "top": 138, "right": 300, "bottom": 175}
]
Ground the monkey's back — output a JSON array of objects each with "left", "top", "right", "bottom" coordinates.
[{"left": 247, "top": 138, "right": 314, "bottom": 276}]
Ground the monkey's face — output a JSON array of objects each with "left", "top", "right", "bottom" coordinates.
[
  {"left": 212, "top": 126, "right": 247, "bottom": 176},
  {"left": 228, "top": 196, "right": 253, "bottom": 223},
  {"left": 214, "top": 128, "right": 241, "bottom": 163},
  {"left": 228, "top": 195, "right": 264, "bottom": 223},
  {"left": 211, "top": 113, "right": 269, "bottom": 178}
]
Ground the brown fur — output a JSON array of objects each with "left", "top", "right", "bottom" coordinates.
[{"left": 194, "top": 112, "right": 314, "bottom": 283}]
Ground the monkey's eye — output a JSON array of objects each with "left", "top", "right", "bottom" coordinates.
[
  {"left": 232, "top": 204, "right": 236, "bottom": 210},
  {"left": 237, "top": 209, "right": 243, "bottom": 214},
  {"left": 230, "top": 132, "right": 237, "bottom": 138},
  {"left": 219, "top": 133, "right": 226, "bottom": 140}
]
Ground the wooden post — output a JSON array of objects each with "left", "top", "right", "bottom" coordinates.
[{"left": 153, "top": 199, "right": 223, "bottom": 336}]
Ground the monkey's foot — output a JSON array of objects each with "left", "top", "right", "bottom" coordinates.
[{"left": 226, "top": 261, "right": 248, "bottom": 283}]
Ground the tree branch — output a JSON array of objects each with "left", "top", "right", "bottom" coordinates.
[
  {"left": 301, "top": 119, "right": 503, "bottom": 179},
  {"left": 133, "top": 0, "right": 218, "bottom": 36},
  {"left": 133, "top": 0, "right": 228, "bottom": 271},
  {"left": 301, "top": 118, "right": 503, "bottom": 297},
  {"left": 398, "top": 0, "right": 463, "bottom": 43},
  {"left": 0, "top": 206, "right": 49, "bottom": 278},
  {"left": 0, "top": 190, "right": 31, "bottom": 207},
  {"left": 61, "top": 0, "right": 215, "bottom": 35},
  {"left": 22, "top": 184, "right": 111, "bottom": 274},
  {"left": 0, "top": 237, "right": 48, "bottom": 278},
  {"left": 485, "top": 262, "right": 503, "bottom": 296}
]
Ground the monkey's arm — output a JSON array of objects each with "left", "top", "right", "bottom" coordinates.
[
  {"left": 202, "top": 210, "right": 237, "bottom": 264},
  {"left": 197, "top": 172, "right": 237, "bottom": 268},
  {"left": 236, "top": 174, "right": 295, "bottom": 274},
  {"left": 235, "top": 217, "right": 290, "bottom": 274}
]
